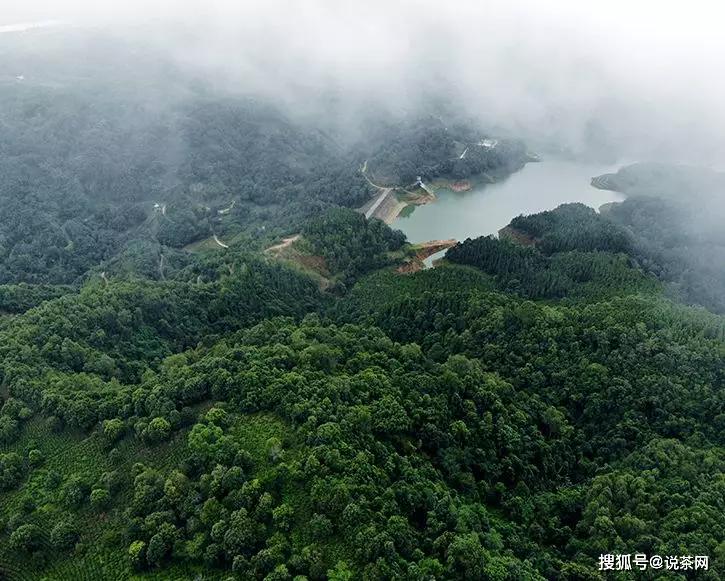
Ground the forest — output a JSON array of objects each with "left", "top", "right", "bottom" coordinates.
[
  {"left": 1, "top": 197, "right": 723, "bottom": 579},
  {"left": 0, "top": 29, "right": 723, "bottom": 581},
  {"left": 498, "top": 177, "right": 725, "bottom": 314},
  {"left": 362, "top": 117, "right": 530, "bottom": 187},
  {"left": 0, "top": 30, "right": 529, "bottom": 287}
]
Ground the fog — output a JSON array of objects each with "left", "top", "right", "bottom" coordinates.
[{"left": 3, "top": 0, "right": 725, "bottom": 165}]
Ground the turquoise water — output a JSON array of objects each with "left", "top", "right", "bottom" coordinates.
[{"left": 394, "top": 160, "right": 625, "bottom": 244}]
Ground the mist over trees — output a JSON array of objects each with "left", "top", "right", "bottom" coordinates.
[{"left": 0, "top": 3, "right": 724, "bottom": 580}]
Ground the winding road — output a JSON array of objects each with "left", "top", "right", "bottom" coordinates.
[{"left": 265, "top": 234, "right": 301, "bottom": 254}]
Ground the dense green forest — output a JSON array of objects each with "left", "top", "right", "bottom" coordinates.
[
  {"left": 499, "top": 168, "right": 725, "bottom": 314},
  {"left": 591, "top": 164, "right": 725, "bottom": 314},
  {"left": 442, "top": 204, "right": 655, "bottom": 301},
  {"left": 1, "top": 202, "right": 723, "bottom": 579},
  {"left": 302, "top": 209, "right": 407, "bottom": 288},
  {"left": 0, "top": 31, "right": 530, "bottom": 288},
  {"left": 0, "top": 82, "right": 373, "bottom": 284},
  {"left": 0, "top": 29, "right": 724, "bottom": 581},
  {"left": 0, "top": 82, "right": 528, "bottom": 287},
  {"left": 362, "top": 117, "right": 531, "bottom": 187}
]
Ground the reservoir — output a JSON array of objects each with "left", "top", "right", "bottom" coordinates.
[{"left": 394, "top": 159, "right": 626, "bottom": 244}]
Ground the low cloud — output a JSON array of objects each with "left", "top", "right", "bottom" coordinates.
[{"left": 4, "top": 0, "right": 725, "bottom": 165}]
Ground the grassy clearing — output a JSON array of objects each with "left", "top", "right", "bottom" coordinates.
[{"left": 182, "top": 236, "right": 225, "bottom": 253}]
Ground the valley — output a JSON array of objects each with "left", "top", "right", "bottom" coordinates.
[{"left": 0, "top": 17, "right": 723, "bottom": 581}]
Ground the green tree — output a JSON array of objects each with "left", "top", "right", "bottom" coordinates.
[
  {"left": 50, "top": 520, "right": 79, "bottom": 550},
  {"left": 90, "top": 488, "right": 111, "bottom": 510},
  {"left": 103, "top": 418, "right": 125, "bottom": 443},
  {"left": 327, "top": 560, "right": 354, "bottom": 581},
  {"left": 144, "top": 417, "right": 171, "bottom": 443},
  {"left": 128, "top": 540, "right": 147, "bottom": 570},
  {"left": 9, "top": 524, "right": 42, "bottom": 553}
]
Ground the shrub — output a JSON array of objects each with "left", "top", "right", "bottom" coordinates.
[
  {"left": 128, "top": 540, "right": 147, "bottom": 570},
  {"left": 9, "top": 524, "right": 42, "bottom": 552},
  {"left": 144, "top": 417, "right": 171, "bottom": 443},
  {"left": 103, "top": 418, "right": 125, "bottom": 443},
  {"left": 90, "top": 488, "right": 111, "bottom": 510},
  {"left": 50, "top": 520, "right": 79, "bottom": 550},
  {"left": 28, "top": 449, "right": 44, "bottom": 467}
]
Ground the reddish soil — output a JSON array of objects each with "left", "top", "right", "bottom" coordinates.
[
  {"left": 397, "top": 261, "right": 423, "bottom": 274},
  {"left": 396, "top": 239, "right": 457, "bottom": 275},
  {"left": 297, "top": 254, "right": 329, "bottom": 276},
  {"left": 265, "top": 234, "right": 301, "bottom": 254},
  {"left": 450, "top": 180, "right": 472, "bottom": 192}
]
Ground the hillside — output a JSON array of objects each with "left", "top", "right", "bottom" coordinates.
[
  {"left": 590, "top": 164, "right": 725, "bottom": 313},
  {"left": 362, "top": 117, "right": 531, "bottom": 187},
  {"left": 0, "top": 30, "right": 723, "bottom": 581},
  {"left": 0, "top": 80, "right": 374, "bottom": 285},
  {"left": 0, "top": 202, "right": 722, "bottom": 579}
]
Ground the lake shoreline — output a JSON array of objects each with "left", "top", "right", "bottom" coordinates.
[
  {"left": 379, "top": 170, "right": 523, "bottom": 224},
  {"left": 392, "top": 159, "right": 627, "bottom": 246}
]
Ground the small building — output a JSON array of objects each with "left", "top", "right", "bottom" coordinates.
[{"left": 478, "top": 138, "right": 498, "bottom": 149}]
